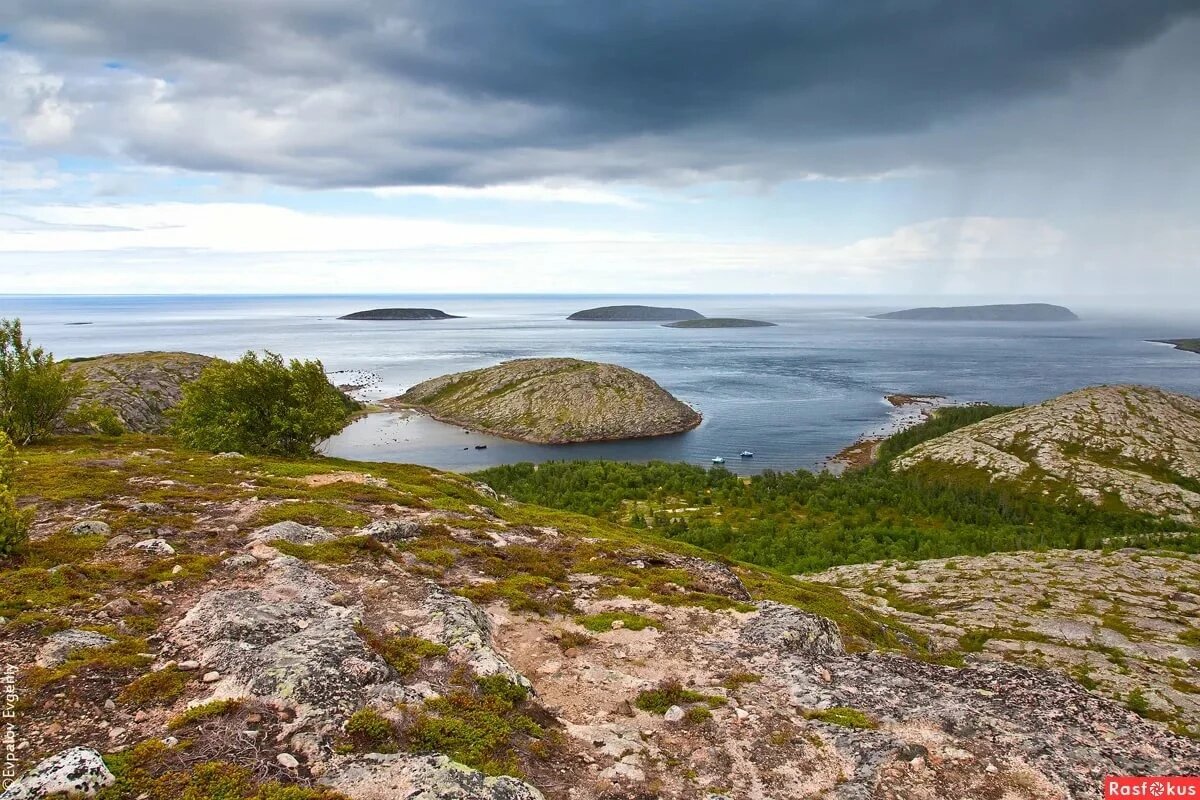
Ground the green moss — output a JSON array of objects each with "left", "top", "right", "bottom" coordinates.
[
  {"left": 167, "top": 699, "right": 243, "bottom": 730},
  {"left": 404, "top": 671, "right": 552, "bottom": 778},
  {"left": 684, "top": 706, "right": 713, "bottom": 724},
  {"left": 574, "top": 611, "right": 660, "bottom": 632},
  {"left": 344, "top": 707, "right": 398, "bottom": 753},
  {"left": 252, "top": 502, "right": 370, "bottom": 529},
  {"left": 634, "top": 679, "right": 723, "bottom": 714},
  {"left": 722, "top": 671, "right": 761, "bottom": 692},
  {"left": 272, "top": 535, "right": 391, "bottom": 564},
  {"left": 26, "top": 634, "right": 153, "bottom": 694},
  {"left": 118, "top": 666, "right": 190, "bottom": 708},
  {"left": 804, "top": 706, "right": 879, "bottom": 729},
  {"left": 357, "top": 627, "right": 448, "bottom": 677}
]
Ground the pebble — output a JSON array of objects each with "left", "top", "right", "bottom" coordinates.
[
  {"left": 104, "top": 699, "right": 115, "bottom": 711},
  {"left": 177, "top": 660, "right": 200, "bottom": 671},
  {"left": 610, "top": 620, "right": 625, "bottom": 630},
  {"left": 663, "top": 705, "right": 685, "bottom": 722},
  {"left": 277, "top": 753, "right": 300, "bottom": 769},
  {"left": 202, "top": 671, "right": 221, "bottom": 683}
]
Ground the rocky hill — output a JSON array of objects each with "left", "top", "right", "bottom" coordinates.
[
  {"left": 663, "top": 318, "right": 776, "bottom": 329},
  {"left": 339, "top": 309, "right": 462, "bottom": 321},
  {"left": 389, "top": 358, "right": 701, "bottom": 443},
  {"left": 3, "top": 438, "right": 1197, "bottom": 800},
  {"left": 1154, "top": 338, "right": 1200, "bottom": 355},
  {"left": 872, "top": 303, "right": 1079, "bottom": 322},
  {"left": 892, "top": 385, "right": 1200, "bottom": 521},
  {"left": 567, "top": 305, "right": 703, "bottom": 322},
  {"left": 62, "top": 352, "right": 215, "bottom": 434}
]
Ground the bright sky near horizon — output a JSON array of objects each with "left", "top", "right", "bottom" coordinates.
[{"left": 0, "top": 3, "right": 1198, "bottom": 300}]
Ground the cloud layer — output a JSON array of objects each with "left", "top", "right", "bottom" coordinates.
[{"left": 3, "top": 1, "right": 1197, "bottom": 186}]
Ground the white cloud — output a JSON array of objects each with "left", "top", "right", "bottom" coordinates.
[{"left": 369, "top": 183, "right": 643, "bottom": 208}]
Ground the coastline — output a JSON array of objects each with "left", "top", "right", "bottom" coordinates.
[{"left": 825, "top": 393, "right": 950, "bottom": 473}]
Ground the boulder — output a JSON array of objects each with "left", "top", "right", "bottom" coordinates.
[
  {"left": 0, "top": 747, "right": 115, "bottom": 799},
  {"left": 132, "top": 538, "right": 175, "bottom": 555},
  {"left": 416, "top": 588, "right": 532, "bottom": 689},
  {"left": 358, "top": 518, "right": 422, "bottom": 541},
  {"left": 739, "top": 601, "right": 843, "bottom": 658},
  {"left": 35, "top": 629, "right": 116, "bottom": 668},
  {"left": 249, "top": 521, "right": 336, "bottom": 546},
  {"left": 321, "top": 753, "right": 544, "bottom": 800},
  {"left": 70, "top": 520, "right": 110, "bottom": 536}
]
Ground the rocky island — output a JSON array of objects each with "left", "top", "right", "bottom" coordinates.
[
  {"left": 387, "top": 357, "right": 701, "bottom": 443},
  {"left": 663, "top": 318, "right": 776, "bottom": 328},
  {"left": 1154, "top": 338, "right": 1200, "bottom": 355},
  {"left": 872, "top": 303, "right": 1079, "bottom": 322},
  {"left": 339, "top": 308, "right": 463, "bottom": 321},
  {"left": 567, "top": 305, "right": 703, "bottom": 322}
]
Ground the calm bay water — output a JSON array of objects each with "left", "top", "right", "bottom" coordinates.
[{"left": 3, "top": 294, "right": 1198, "bottom": 475}]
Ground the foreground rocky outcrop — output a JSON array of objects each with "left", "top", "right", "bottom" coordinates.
[
  {"left": 894, "top": 384, "right": 1200, "bottom": 520},
  {"left": 5, "top": 439, "right": 1199, "bottom": 800},
  {"left": 872, "top": 303, "right": 1079, "bottom": 322},
  {"left": 388, "top": 358, "right": 701, "bottom": 443},
  {"left": 62, "top": 351, "right": 214, "bottom": 433}
]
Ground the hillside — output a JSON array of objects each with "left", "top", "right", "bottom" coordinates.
[
  {"left": 567, "top": 305, "right": 703, "bottom": 321},
  {"left": 663, "top": 318, "right": 776, "bottom": 328},
  {"left": 338, "top": 309, "right": 463, "bottom": 320},
  {"left": 389, "top": 358, "right": 701, "bottom": 443},
  {"left": 62, "top": 352, "right": 215, "bottom": 434},
  {"left": 3, "top": 437, "right": 1197, "bottom": 800},
  {"left": 1155, "top": 338, "right": 1200, "bottom": 355},
  {"left": 893, "top": 385, "right": 1200, "bottom": 520},
  {"left": 872, "top": 303, "right": 1079, "bottom": 322}
]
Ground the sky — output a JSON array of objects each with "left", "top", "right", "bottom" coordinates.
[{"left": 0, "top": 2, "right": 1198, "bottom": 300}]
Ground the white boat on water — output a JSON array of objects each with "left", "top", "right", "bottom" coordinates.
[
  {"left": 711, "top": 457, "right": 725, "bottom": 464},
  {"left": 740, "top": 450, "right": 754, "bottom": 457}
]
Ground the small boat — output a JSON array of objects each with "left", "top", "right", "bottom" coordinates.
[
  {"left": 740, "top": 451, "right": 754, "bottom": 458},
  {"left": 475, "top": 445, "right": 488, "bottom": 450},
  {"left": 711, "top": 457, "right": 725, "bottom": 464}
]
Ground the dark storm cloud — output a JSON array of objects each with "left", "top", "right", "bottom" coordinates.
[{"left": 3, "top": 1, "right": 1198, "bottom": 186}]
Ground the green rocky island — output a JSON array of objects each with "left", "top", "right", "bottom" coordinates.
[
  {"left": 663, "top": 318, "right": 776, "bottom": 328},
  {"left": 338, "top": 308, "right": 463, "bottom": 321},
  {"left": 1155, "top": 338, "right": 1200, "bottom": 355},
  {"left": 387, "top": 357, "right": 701, "bottom": 443},
  {"left": 872, "top": 303, "right": 1079, "bottom": 322},
  {"left": 567, "top": 305, "right": 703, "bottom": 321}
]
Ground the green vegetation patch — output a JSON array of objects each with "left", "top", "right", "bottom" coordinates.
[
  {"left": 343, "top": 707, "right": 399, "bottom": 754},
  {"left": 118, "top": 666, "right": 191, "bottom": 708},
  {"left": 357, "top": 627, "right": 448, "bottom": 677},
  {"left": 271, "top": 535, "right": 391, "bottom": 564},
  {"left": 574, "top": 610, "right": 660, "bottom": 632},
  {"left": 634, "top": 679, "right": 724, "bottom": 714},
  {"left": 804, "top": 706, "right": 879, "bottom": 729},
  {"left": 167, "top": 699, "right": 243, "bottom": 731},
  {"left": 251, "top": 502, "right": 370, "bottom": 530}
]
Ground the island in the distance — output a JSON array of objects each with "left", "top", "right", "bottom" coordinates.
[
  {"left": 663, "top": 318, "right": 776, "bottom": 328},
  {"left": 567, "top": 304, "right": 703, "bottom": 321},
  {"left": 871, "top": 303, "right": 1079, "bottom": 322},
  {"left": 1152, "top": 338, "right": 1200, "bottom": 355},
  {"left": 385, "top": 357, "right": 701, "bottom": 443},
  {"left": 338, "top": 308, "right": 463, "bottom": 320}
]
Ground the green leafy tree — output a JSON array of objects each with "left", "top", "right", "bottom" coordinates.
[
  {"left": 0, "top": 431, "right": 31, "bottom": 557},
  {"left": 170, "top": 351, "right": 357, "bottom": 456},
  {"left": 0, "top": 319, "right": 84, "bottom": 444}
]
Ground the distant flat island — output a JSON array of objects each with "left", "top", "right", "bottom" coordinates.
[
  {"left": 1153, "top": 338, "right": 1200, "bottom": 355},
  {"left": 568, "top": 304, "right": 703, "bottom": 321},
  {"left": 663, "top": 318, "right": 776, "bottom": 329},
  {"left": 339, "top": 308, "right": 463, "bottom": 320},
  {"left": 872, "top": 303, "right": 1079, "bottom": 322}
]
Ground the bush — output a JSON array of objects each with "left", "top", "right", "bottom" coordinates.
[
  {"left": 170, "top": 351, "right": 358, "bottom": 456},
  {"left": 0, "top": 319, "right": 83, "bottom": 444},
  {"left": 0, "top": 432, "right": 31, "bottom": 557},
  {"left": 64, "top": 401, "right": 125, "bottom": 436}
]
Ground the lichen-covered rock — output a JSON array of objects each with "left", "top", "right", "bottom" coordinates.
[
  {"left": 416, "top": 587, "right": 531, "bottom": 689},
  {"left": 358, "top": 518, "right": 422, "bottom": 541},
  {"left": 168, "top": 558, "right": 393, "bottom": 716},
  {"left": 249, "top": 520, "right": 336, "bottom": 546},
  {"left": 132, "top": 538, "right": 175, "bottom": 555},
  {"left": 35, "top": 629, "right": 116, "bottom": 668},
  {"left": 321, "top": 753, "right": 545, "bottom": 800},
  {"left": 894, "top": 385, "right": 1200, "bottom": 520},
  {"left": 390, "top": 358, "right": 701, "bottom": 444},
  {"left": 70, "top": 520, "right": 110, "bottom": 536},
  {"left": 739, "top": 601, "right": 843, "bottom": 657},
  {"left": 61, "top": 351, "right": 214, "bottom": 434},
  {"left": 0, "top": 747, "right": 114, "bottom": 799}
]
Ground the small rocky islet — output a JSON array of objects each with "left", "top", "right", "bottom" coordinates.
[
  {"left": 387, "top": 357, "right": 701, "bottom": 444},
  {"left": 567, "top": 305, "right": 704, "bottom": 321},
  {"left": 338, "top": 308, "right": 463, "bottom": 320},
  {"left": 871, "top": 303, "right": 1079, "bottom": 322},
  {"left": 662, "top": 318, "right": 776, "bottom": 329}
]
